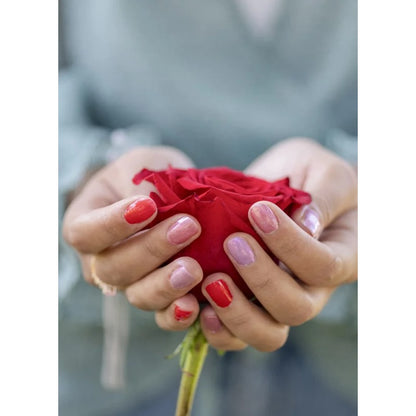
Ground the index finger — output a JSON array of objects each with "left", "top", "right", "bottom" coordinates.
[{"left": 249, "top": 202, "right": 356, "bottom": 286}]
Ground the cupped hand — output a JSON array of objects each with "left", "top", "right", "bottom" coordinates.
[
  {"left": 196, "top": 138, "right": 357, "bottom": 352},
  {"left": 63, "top": 146, "right": 205, "bottom": 329}
]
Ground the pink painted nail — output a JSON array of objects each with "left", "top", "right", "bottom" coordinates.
[
  {"left": 250, "top": 203, "right": 278, "bottom": 233},
  {"left": 166, "top": 217, "right": 199, "bottom": 245},
  {"left": 227, "top": 237, "right": 255, "bottom": 266},
  {"left": 204, "top": 312, "right": 222, "bottom": 333},
  {"left": 301, "top": 207, "right": 321, "bottom": 238},
  {"left": 169, "top": 266, "right": 195, "bottom": 290}
]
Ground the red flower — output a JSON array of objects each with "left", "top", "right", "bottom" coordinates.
[{"left": 132, "top": 167, "right": 311, "bottom": 302}]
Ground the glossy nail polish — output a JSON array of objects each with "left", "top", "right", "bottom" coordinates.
[
  {"left": 206, "top": 279, "right": 233, "bottom": 308},
  {"left": 124, "top": 198, "right": 156, "bottom": 224},
  {"left": 227, "top": 237, "right": 255, "bottom": 266},
  {"left": 174, "top": 305, "right": 192, "bottom": 321},
  {"left": 170, "top": 266, "right": 194, "bottom": 290},
  {"left": 250, "top": 203, "right": 278, "bottom": 233},
  {"left": 301, "top": 207, "right": 321, "bottom": 238},
  {"left": 204, "top": 313, "right": 222, "bottom": 333},
  {"left": 167, "top": 217, "right": 199, "bottom": 245}
]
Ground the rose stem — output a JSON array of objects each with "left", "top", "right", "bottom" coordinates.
[{"left": 175, "top": 321, "right": 209, "bottom": 416}]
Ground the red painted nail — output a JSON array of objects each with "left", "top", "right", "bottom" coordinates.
[
  {"left": 206, "top": 279, "right": 233, "bottom": 308},
  {"left": 124, "top": 198, "right": 156, "bottom": 224},
  {"left": 174, "top": 305, "right": 192, "bottom": 321}
]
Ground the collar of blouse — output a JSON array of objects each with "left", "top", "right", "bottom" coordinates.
[{"left": 234, "top": 0, "right": 284, "bottom": 38}]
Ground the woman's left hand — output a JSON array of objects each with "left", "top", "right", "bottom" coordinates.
[{"left": 196, "top": 137, "right": 357, "bottom": 351}]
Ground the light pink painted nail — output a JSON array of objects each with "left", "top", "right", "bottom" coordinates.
[
  {"left": 227, "top": 237, "right": 255, "bottom": 266},
  {"left": 166, "top": 217, "right": 199, "bottom": 245},
  {"left": 301, "top": 207, "right": 321, "bottom": 238},
  {"left": 204, "top": 312, "right": 222, "bottom": 333},
  {"left": 169, "top": 266, "right": 195, "bottom": 290},
  {"left": 250, "top": 203, "right": 278, "bottom": 233}
]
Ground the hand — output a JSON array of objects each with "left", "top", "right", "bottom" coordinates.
[
  {"left": 63, "top": 146, "right": 205, "bottom": 329},
  {"left": 196, "top": 138, "right": 357, "bottom": 352}
]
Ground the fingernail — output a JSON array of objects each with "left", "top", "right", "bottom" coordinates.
[
  {"left": 124, "top": 198, "right": 156, "bottom": 224},
  {"left": 301, "top": 207, "right": 321, "bottom": 238},
  {"left": 174, "top": 305, "right": 192, "bottom": 321},
  {"left": 167, "top": 217, "right": 199, "bottom": 245},
  {"left": 227, "top": 237, "right": 255, "bottom": 266},
  {"left": 169, "top": 266, "right": 195, "bottom": 290},
  {"left": 204, "top": 312, "right": 222, "bottom": 333},
  {"left": 250, "top": 203, "right": 278, "bottom": 233},
  {"left": 206, "top": 279, "right": 233, "bottom": 308}
]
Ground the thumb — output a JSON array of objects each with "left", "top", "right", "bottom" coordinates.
[{"left": 292, "top": 163, "right": 357, "bottom": 238}]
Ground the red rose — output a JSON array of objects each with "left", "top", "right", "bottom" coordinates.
[{"left": 132, "top": 167, "right": 311, "bottom": 302}]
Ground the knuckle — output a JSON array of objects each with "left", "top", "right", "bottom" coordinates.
[
  {"left": 125, "top": 287, "right": 137, "bottom": 306},
  {"left": 62, "top": 218, "right": 85, "bottom": 251},
  {"left": 255, "top": 332, "right": 288, "bottom": 353},
  {"left": 250, "top": 274, "right": 273, "bottom": 292},
  {"left": 257, "top": 327, "right": 289, "bottom": 352},
  {"left": 101, "top": 211, "right": 120, "bottom": 242},
  {"left": 126, "top": 288, "right": 144, "bottom": 309},
  {"left": 154, "top": 313, "right": 171, "bottom": 331},
  {"left": 321, "top": 253, "right": 343, "bottom": 285},
  {"left": 95, "top": 253, "right": 123, "bottom": 285},
  {"left": 278, "top": 235, "right": 308, "bottom": 259},
  {"left": 156, "top": 287, "right": 175, "bottom": 304},
  {"left": 284, "top": 297, "right": 314, "bottom": 326},
  {"left": 144, "top": 237, "right": 169, "bottom": 261},
  {"left": 309, "top": 250, "right": 343, "bottom": 286},
  {"left": 126, "top": 287, "right": 153, "bottom": 311},
  {"left": 227, "top": 311, "right": 251, "bottom": 328}
]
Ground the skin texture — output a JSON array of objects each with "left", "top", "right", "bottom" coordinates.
[{"left": 63, "top": 138, "right": 357, "bottom": 352}]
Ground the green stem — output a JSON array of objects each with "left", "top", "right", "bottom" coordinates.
[{"left": 174, "top": 321, "right": 209, "bottom": 416}]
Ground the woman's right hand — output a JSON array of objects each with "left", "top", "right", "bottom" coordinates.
[{"left": 63, "top": 146, "right": 204, "bottom": 329}]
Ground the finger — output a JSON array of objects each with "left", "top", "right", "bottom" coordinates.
[
  {"left": 202, "top": 274, "right": 289, "bottom": 352},
  {"left": 125, "top": 257, "right": 203, "bottom": 310},
  {"left": 224, "top": 233, "right": 334, "bottom": 325},
  {"left": 95, "top": 214, "right": 201, "bottom": 286},
  {"left": 199, "top": 306, "right": 247, "bottom": 351},
  {"left": 63, "top": 195, "right": 158, "bottom": 253},
  {"left": 249, "top": 201, "right": 349, "bottom": 286},
  {"left": 319, "top": 209, "right": 358, "bottom": 284},
  {"left": 155, "top": 294, "right": 199, "bottom": 331},
  {"left": 292, "top": 159, "right": 357, "bottom": 237}
]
